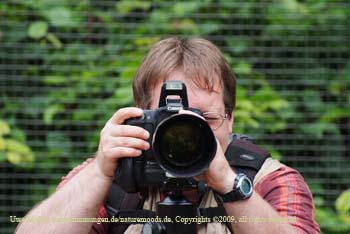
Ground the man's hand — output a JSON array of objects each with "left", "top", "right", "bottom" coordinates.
[
  {"left": 203, "top": 142, "right": 236, "bottom": 194},
  {"left": 178, "top": 110, "right": 236, "bottom": 194},
  {"left": 15, "top": 107, "right": 150, "bottom": 234},
  {"left": 95, "top": 107, "right": 150, "bottom": 180}
]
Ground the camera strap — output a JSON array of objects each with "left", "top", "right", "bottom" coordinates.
[
  {"left": 195, "top": 135, "right": 271, "bottom": 233},
  {"left": 105, "top": 184, "right": 146, "bottom": 233},
  {"left": 106, "top": 134, "right": 270, "bottom": 233},
  {"left": 225, "top": 134, "right": 271, "bottom": 182}
]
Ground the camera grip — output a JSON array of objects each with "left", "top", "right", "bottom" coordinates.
[{"left": 115, "top": 158, "right": 137, "bottom": 193}]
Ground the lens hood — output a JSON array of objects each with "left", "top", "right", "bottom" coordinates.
[{"left": 152, "top": 113, "right": 217, "bottom": 177}]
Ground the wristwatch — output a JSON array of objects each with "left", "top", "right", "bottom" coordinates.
[{"left": 214, "top": 173, "right": 253, "bottom": 204}]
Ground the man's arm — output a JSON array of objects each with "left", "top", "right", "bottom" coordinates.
[
  {"left": 16, "top": 161, "right": 112, "bottom": 234},
  {"left": 204, "top": 145, "right": 318, "bottom": 234},
  {"left": 223, "top": 187, "right": 298, "bottom": 233},
  {"left": 16, "top": 107, "right": 150, "bottom": 234}
]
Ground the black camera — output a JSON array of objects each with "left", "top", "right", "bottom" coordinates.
[{"left": 115, "top": 80, "right": 217, "bottom": 193}]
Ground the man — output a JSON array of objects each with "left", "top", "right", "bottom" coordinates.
[{"left": 16, "top": 37, "right": 320, "bottom": 234}]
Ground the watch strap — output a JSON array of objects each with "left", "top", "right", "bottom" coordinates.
[{"left": 214, "top": 173, "right": 252, "bottom": 205}]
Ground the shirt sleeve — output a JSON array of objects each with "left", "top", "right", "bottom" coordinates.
[
  {"left": 254, "top": 166, "right": 320, "bottom": 234},
  {"left": 57, "top": 158, "right": 109, "bottom": 234}
]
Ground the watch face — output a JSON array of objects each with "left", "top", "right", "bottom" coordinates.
[{"left": 239, "top": 177, "right": 252, "bottom": 196}]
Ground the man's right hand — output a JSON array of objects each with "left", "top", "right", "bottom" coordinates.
[
  {"left": 94, "top": 107, "right": 150, "bottom": 180},
  {"left": 15, "top": 108, "right": 149, "bottom": 234}
]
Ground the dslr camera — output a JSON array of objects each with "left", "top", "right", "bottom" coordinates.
[{"left": 115, "top": 80, "right": 217, "bottom": 193}]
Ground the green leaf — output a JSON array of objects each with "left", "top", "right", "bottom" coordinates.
[
  {"left": 28, "top": 21, "right": 48, "bottom": 39},
  {"left": 320, "top": 108, "right": 350, "bottom": 124},
  {"left": 281, "top": 0, "right": 308, "bottom": 15},
  {"left": 198, "top": 22, "right": 220, "bottom": 34},
  {"left": 314, "top": 196, "right": 325, "bottom": 207},
  {"left": 116, "top": 1, "right": 151, "bottom": 14},
  {"left": 301, "top": 122, "right": 339, "bottom": 138},
  {"left": 336, "top": 189, "right": 350, "bottom": 214},
  {"left": 25, "top": 96, "right": 48, "bottom": 117},
  {"left": 5, "top": 139, "right": 34, "bottom": 165},
  {"left": 227, "top": 38, "right": 248, "bottom": 54},
  {"left": 47, "top": 7, "right": 73, "bottom": 27},
  {"left": 0, "top": 137, "right": 5, "bottom": 151},
  {"left": 10, "top": 129, "right": 27, "bottom": 142},
  {"left": 134, "top": 37, "right": 160, "bottom": 47},
  {"left": 252, "top": 85, "right": 290, "bottom": 112},
  {"left": 172, "top": 2, "right": 200, "bottom": 16},
  {"left": 0, "top": 120, "right": 10, "bottom": 136},
  {"left": 43, "top": 75, "right": 66, "bottom": 85},
  {"left": 113, "top": 86, "right": 133, "bottom": 106},
  {"left": 46, "top": 131, "right": 71, "bottom": 157},
  {"left": 46, "top": 33, "right": 63, "bottom": 49},
  {"left": 0, "top": 152, "right": 6, "bottom": 162},
  {"left": 149, "top": 10, "right": 171, "bottom": 23},
  {"left": 3, "top": 20, "right": 27, "bottom": 42},
  {"left": 302, "top": 90, "right": 324, "bottom": 113},
  {"left": 7, "top": 152, "right": 22, "bottom": 165},
  {"left": 43, "top": 104, "right": 65, "bottom": 125},
  {"left": 171, "top": 19, "right": 198, "bottom": 33},
  {"left": 233, "top": 61, "right": 252, "bottom": 75},
  {"left": 6, "top": 139, "right": 31, "bottom": 154},
  {"left": 263, "top": 145, "right": 282, "bottom": 160}
]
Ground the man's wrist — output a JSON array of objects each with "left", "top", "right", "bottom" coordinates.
[
  {"left": 213, "top": 169, "right": 236, "bottom": 194},
  {"left": 214, "top": 173, "right": 253, "bottom": 204},
  {"left": 91, "top": 159, "right": 114, "bottom": 183}
]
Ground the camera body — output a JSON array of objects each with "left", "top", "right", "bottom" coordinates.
[{"left": 115, "top": 81, "right": 217, "bottom": 193}]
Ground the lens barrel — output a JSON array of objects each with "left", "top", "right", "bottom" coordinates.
[{"left": 152, "top": 114, "right": 217, "bottom": 177}]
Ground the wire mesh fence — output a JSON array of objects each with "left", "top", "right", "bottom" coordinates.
[{"left": 1, "top": 1, "right": 349, "bottom": 233}]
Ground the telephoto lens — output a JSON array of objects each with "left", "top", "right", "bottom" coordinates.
[{"left": 152, "top": 113, "right": 217, "bottom": 177}]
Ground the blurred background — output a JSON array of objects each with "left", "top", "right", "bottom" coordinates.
[{"left": 0, "top": 0, "right": 349, "bottom": 233}]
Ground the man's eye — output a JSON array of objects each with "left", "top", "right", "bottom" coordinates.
[
  {"left": 203, "top": 112, "right": 226, "bottom": 130},
  {"left": 205, "top": 117, "right": 219, "bottom": 121},
  {"left": 203, "top": 115, "right": 220, "bottom": 122}
]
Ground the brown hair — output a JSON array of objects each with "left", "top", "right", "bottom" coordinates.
[{"left": 132, "top": 37, "right": 236, "bottom": 115}]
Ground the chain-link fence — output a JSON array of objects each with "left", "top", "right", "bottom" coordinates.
[{"left": 1, "top": 1, "right": 349, "bottom": 233}]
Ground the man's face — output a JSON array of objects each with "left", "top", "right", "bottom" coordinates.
[{"left": 149, "top": 70, "right": 234, "bottom": 151}]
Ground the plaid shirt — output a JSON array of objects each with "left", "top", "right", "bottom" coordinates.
[
  {"left": 254, "top": 166, "right": 320, "bottom": 234},
  {"left": 58, "top": 159, "right": 320, "bottom": 234}
]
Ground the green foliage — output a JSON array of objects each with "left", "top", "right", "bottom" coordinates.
[
  {"left": 0, "top": 120, "right": 34, "bottom": 166},
  {"left": 28, "top": 21, "right": 48, "bottom": 39},
  {"left": 235, "top": 81, "right": 291, "bottom": 134},
  {"left": 116, "top": 1, "right": 151, "bottom": 14},
  {"left": 315, "top": 189, "right": 350, "bottom": 233},
  {"left": 336, "top": 189, "right": 350, "bottom": 224},
  {"left": 1, "top": 1, "right": 349, "bottom": 233}
]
